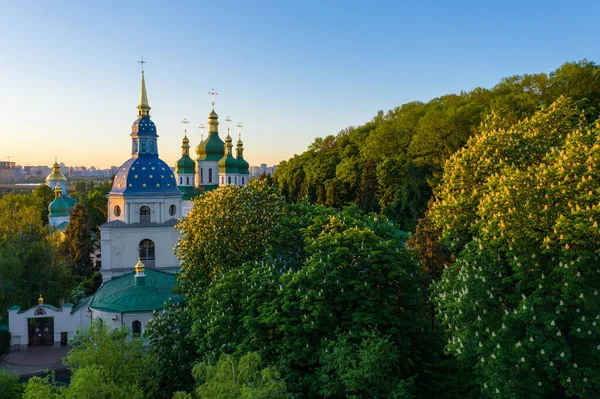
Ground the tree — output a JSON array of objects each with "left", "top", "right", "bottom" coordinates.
[
  {"left": 24, "top": 322, "right": 157, "bottom": 398},
  {"left": 32, "top": 184, "right": 54, "bottom": 226},
  {"left": 176, "top": 181, "right": 285, "bottom": 295},
  {"left": 430, "top": 98, "right": 600, "bottom": 397},
  {"left": 193, "top": 352, "right": 289, "bottom": 399},
  {"left": 0, "top": 194, "right": 73, "bottom": 322},
  {"left": 318, "top": 331, "right": 415, "bottom": 398},
  {"left": 60, "top": 204, "right": 95, "bottom": 280},
  {"left": 145, "top": 301, "right": 197, "bottom": 398},
  {"left": 0, "top": 370, "right": 22, "bottom": 399}
]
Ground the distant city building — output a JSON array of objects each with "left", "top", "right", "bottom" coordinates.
[
  {"left": 0, "top": 161, "right": 16, "bottom": 183},
  {"left": 249, "top": 164, "right": 277, "bottom": 177}
]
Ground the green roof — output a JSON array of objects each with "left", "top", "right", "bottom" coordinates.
[
  {"left": 218, "top": 154, "right": 239, "bottom": 174},
  {"left": 176, "top": 154, "right": 196, "bottom": 174},
  {"left": 196, "top": 133, "right": 225, "bottom": 161},
  {"left": 49, "top": 196, "right": 71, "bottom": 217},
  {"left": 89, "top": 269, "right": 183, "bottom": 313}
]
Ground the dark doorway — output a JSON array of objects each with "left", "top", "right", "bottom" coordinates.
[{"left": 28, "top": 317, "right": 54, "bottom": 347}]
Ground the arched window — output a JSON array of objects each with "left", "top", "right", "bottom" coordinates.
[
  {"left": 228, "top": 176, "right": 231, "bottom": 185},
  {"left": 139, "top": 239, "right": 155, "bottom": 268},
  {"left": 179, "top": 177, "right": 182, "bottom": 184},
  {"left": 186, "top": 176, "right": 189, "bottom": 185},
  {"left": 140, "top": 206, "right": 151, "bottom": 223},
  {"left": 34, "top": 308, "right": 46, "bottom": 316},
  {"left": 132, "top": 320, "right": 142, "bottom": 335},
  {"left": 208, "top": 168, "right": 213, "bottom": 183},
  {"left": 242, "top": 177, "right": 245, "bottom": 185},
  {"left": 221, "top": 176, "right": 224, "bottom": 185},
  {"left": 200, "top": 168, "right": 203, "bottom": 183}
]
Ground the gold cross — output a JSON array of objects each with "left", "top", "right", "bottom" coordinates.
[
  {"left": 208, "top": 88, "right": 218, "bottom": 109},
  {"left": 182, "top": 118, "right": 189, "bottom": 136},
  {"left": 138, "top": 56, "right": 147, "bottom": 72}
]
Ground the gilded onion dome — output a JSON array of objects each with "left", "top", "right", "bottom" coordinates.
[
  {"left": 196, "top": 109, "right": 225, "bottom": 161},
  {"left": 46, "top": 159, "right": 67, "bottom": 182}
]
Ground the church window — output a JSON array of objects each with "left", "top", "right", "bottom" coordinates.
[
  {"left": 132, "top": 320, "right": 142, "bottom": 335},
  {"left": 208, "top": 169, "right": 213, "bottom": 183},
  {"left": 186, "top": 176, "right": 189, "bottom": 185},
  {"left": 139, "top": 239, "right": 155, "bottom": 267},
  {"left": 169, "top": 204, "right": 176, "bottom": 216},
  {"left": 221, "top": 176, "right": 224, "bottom": 185},
  {"left": 242, "top": 177, "right": 245, "bottom": 185},
  {"left": 95, "top": 318, "right": 104, "bottom": 327},
  {"left": 200, "top": 168, "right": 203, "bottom": 183},
  {"left": 114, "top": 205, "right": 121, "bottom": 217},
  {"left": 34, "top": 308, "right": 46, "bottom": 316},
  {"left": 228, "top": 176, "right": 231, "bottom": 185},
  {"left": 179, "top": 177, "right": 182, "bottom": 184},
  {"left": 140, "top": 206, "right": 151, "bottom": 223},
  {"left": 235, "top": 176, "right": 237, "bottom": 185}
]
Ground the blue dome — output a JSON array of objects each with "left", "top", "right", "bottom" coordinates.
[
  {"left": 131, "top": 117, "right": 157, "bottom": 136},
  {"left": 110, "top": 158, "right": 182, "bottom": 197}
]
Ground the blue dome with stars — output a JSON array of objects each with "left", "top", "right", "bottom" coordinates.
[
  {"left": 110, "top": 157, "right": 182, "bottom": 197},
  {"left": 131, "top": 117, "right": 157, "bottom": 136}
]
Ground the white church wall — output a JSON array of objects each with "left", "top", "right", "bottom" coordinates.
[{"left": 100, "top": 225, "right": 180, "bottom": 281}]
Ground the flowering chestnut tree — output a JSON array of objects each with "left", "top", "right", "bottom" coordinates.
[{"left": 431, "top": 98, "right": 600, "bottom": 397}]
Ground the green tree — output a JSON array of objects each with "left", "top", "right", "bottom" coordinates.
[
  {"left": 60, "top": 204, "right": 96, "bottom": 280},
  {"left": 431, "top": 98, "right": 600, "bottom": 397},
  {"left": 176, "top": 181, "right": 285, "bottom": 295},
  {"left": 193, "top": 352, "right": 289, "bottom": 399},
  {"left": 318, "top": 331, "right": 415, "bottom": 399},
  {"left": 0, "top": 194, "right": 73, "bottom": 322},
  {"left": 0, "top": 369, "right": 22, "bottom": 399},
  {"left": 32, "top": 184, "right": 54, "bottom": 226},
  {"left": 146, "top": 301, "right": 197, "bottom": 398}
]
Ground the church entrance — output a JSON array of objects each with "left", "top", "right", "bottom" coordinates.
[{"left": 28, "top": 317, "right": 54, "bottom": 347}]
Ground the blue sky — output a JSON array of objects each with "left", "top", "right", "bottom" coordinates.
[{"left": 0, "top": 0, "right": 598, "bottom": 168}]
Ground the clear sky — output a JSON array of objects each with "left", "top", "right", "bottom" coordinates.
[{"left": 0, "top": 0, "right": 599, "bottom": 169}]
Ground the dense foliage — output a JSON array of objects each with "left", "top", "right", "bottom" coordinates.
[
  {"left": 147, "top": 181, "right": 433, "bottom": 398},
  {"left": 22, "top": 322, "right": 157, "bottom": 399},
  {"left": 0, "top": 193, "right": 73, "bottom": 322},
  {"left": 274, "top": 60, "right": 600, "bottom": 232},
  {"left": 429, "top": 98, "right": 600, "bottom": 397}
]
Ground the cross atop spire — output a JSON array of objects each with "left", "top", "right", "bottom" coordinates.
[
  {"left": 225, "top": 116, "right": 232, "bottom": 135},
  {"left": 199, "top": 124, "right": 205, "bottom": 141},
  {"left": 182, "top": 118, "right": 189, "bottom": 137},
  {"left": 138, "top": 56, "right": 147, "bottom": 73},
  {"left": 237, "top": 123, "right": 244, "bottom": 140},
  {"left": 208, "top": 88, "right": 218, "bottom": 110},
  {"left": 137, "top": 58, "right": 151, "bottom": 117}
]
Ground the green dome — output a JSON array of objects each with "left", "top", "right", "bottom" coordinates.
[
  {"left": 49, "top": 187, "right": 71, "bottom": 217},
  {"left": 176, "top": 135, "right": 196, "bottom": 174},
  {"left": 176, "top": 155, "right": 196, "bottom": 174},
  {"left": 218, "top": 154, "right": 239, "bottom": 174},
  {"left": 196, "top": 133, "right": 225, "bottom": 161},
  {"left": 237, "top": 156, "right": 250, "bottom": 174}
]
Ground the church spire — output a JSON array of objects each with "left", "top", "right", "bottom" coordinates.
[
  {"left": 236, "top": 123, "right": 244, "bottom": 158},
  {"left": 181, "top": 118, "right": 190, "bottom": 156},
  {"left": 137, "top": 57, "right": 150, "bottom": 117},
  {"left": 207, "top": 89, "right": 219, "bottom": 133}
]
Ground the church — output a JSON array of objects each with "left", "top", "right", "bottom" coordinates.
[{"left": 8, "top": 69, "right": 250, "bottom": 350}]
